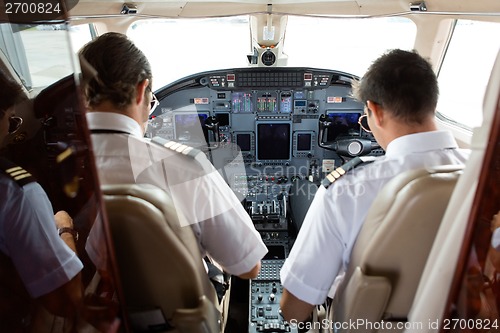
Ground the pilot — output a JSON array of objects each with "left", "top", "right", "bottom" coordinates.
[
  {"left": 279, "top": 49, "right": 470, "bottom": 322},
  {"left": 78, "top": 33, "right": 266, "bottom": 284},
  {"left": 0, "top": 70, "right": 83, "bottom": 330}
]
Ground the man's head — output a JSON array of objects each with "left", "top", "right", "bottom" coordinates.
[
  {"left": 78, "top": 32, "right": 153, "bottom": 130},
  {"left": 353, "top": 49, "right": 439, "bottom": 148},
  {"left": 0, "top": 70, "right": 24, "bottom": 143}
]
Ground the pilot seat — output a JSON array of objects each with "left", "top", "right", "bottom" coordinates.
[
  {"left": 101, "top": 184, "right": 223, "bottom": 333},
  {"left": 327, "top": 165, "right": 463, "bottom": 332}
]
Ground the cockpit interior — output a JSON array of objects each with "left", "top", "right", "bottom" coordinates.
[
  {"left": 1, "top": 1, "right": 500, "bottom": 332},
  {"left": 146, "top": 67, "right": 386, "bottom": 332}
]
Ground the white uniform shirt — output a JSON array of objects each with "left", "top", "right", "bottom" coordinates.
[
  {"left": 280, "top": 131, "right": 469, "bottom": 305},
  {"left": 86, "top": 112, "right": 267, "bottom": 276},
  {"left": 0, "top": 176, "right": 83, "bottom": 298},
  {"left": 492, "top": 228, "right": 500, "bottom": 250}
]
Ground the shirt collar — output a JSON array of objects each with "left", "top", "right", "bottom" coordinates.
[
  {"left": 384, "top": 131, "right": 458, "bottom": 158},
  {"left": 86, "top": 112, "right": 144, "bottom": 138}
]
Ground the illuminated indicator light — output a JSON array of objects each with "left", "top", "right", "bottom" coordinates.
[
  {"left": 194, "top": 98, "right": 209, "bottom": 104},
  {"left": 304, "top": 73, "right": 313, "bottom": 80},
  {"left": 227, "top": 74, "right": 235, "bottom": 81},
  {"left": 327, "top": 96, "right": 343, "bottom": 103}
]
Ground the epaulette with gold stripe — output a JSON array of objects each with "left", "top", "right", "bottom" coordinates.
[
  {"left": 151, "top": 137, "right": 202, "bottom": 159},
  {"left": 0, "top": 157, "right": 36, "bottom": 187},
  {"left": 321, "top": 156, "right": 377, "bottom": 189}
]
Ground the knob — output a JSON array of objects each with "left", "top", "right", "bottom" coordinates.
[
  {"left": 258, "top": 294, "right": 263, "bottom": 302},
  {"left": 269, "top": 293, "right": 275, "bottom": 302}
]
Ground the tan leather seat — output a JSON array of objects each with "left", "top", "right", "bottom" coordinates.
[
  {"left": 329, "top": 165, "right": 463, "bottom": 332},
  {"left": 101, "top": 184, "right": 221, "bottom": 333}
]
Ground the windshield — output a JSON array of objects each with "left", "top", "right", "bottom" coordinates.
[
  {"left": 437, "top": 20, "right": 500, "bottom": 129},
  {"left": 128, "top": 17, "right": 251, "bottom": 89},
  {"left": 0, "top": 22, "right": 92, "bottom": 91},
  {"left": 285, "top": 16, "right": 416, "bottom": 76},
  {"left": 128, "top": 16, "right": 416, "bottom": 89}
]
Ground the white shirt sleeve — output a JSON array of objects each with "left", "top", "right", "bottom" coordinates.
[
  {"left": 127, "top": 138, "right": 268, "bottom": 276},
  {"left": 280, "top": 186, "right": 346, "bottom": 305},
  {"left": 280, "top": 175, "right": 379, "bottom": 305},
  {"left": 1, "top": 182, "right": 82, "bottom": 298},
  {"left": 190, "top": 169, "right": 268, "bottom": 276},
  {"left": 492, "top": 228, "right": 500, "bottom": 251}
]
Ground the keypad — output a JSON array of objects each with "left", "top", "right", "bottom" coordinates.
[{"left": 255, "top": 259, "right": 284, "bottom": 281}]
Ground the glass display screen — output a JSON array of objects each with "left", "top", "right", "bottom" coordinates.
[
  {"left": 326, "top": 112, "right": 361, "bottom": 141},
  {"left": 297, "top": 133, "right": 312, "bottom": 151},
  {"left": 256, "top": 123, "right": 291, "bottom": 160},
  {"left": 215, "top": 113, "right": 230, "bottom": 126},
  {"left": 264, "top": 245, "right": 286, "bottom": 260},
  {"left": 174, "top": 113, "right": 209, "bottom": 143},
  {"left": 237, "top": 133, "right": 251, "bottom": 151}
]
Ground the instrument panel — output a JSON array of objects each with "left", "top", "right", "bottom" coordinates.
[
  {"left": 149, "top": 68, "right": 382, "bottom": 172},
  {"left": 148, "top": 67, "right": 384, "bottom": 241},
  {"left": 147, "top": 68, "right": 384, "bottom": 333}
]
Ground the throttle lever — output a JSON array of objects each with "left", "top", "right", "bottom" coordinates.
[{"left": 204, "top": 116, "right": 220, "bottom": 149}]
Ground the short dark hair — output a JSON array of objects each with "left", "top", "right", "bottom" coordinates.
[
  {"left": 0, "top": 69, "right": 24, "bottom": 117},
  {"left": 353, "top": 49, "right": 439, "bottom": 124},
  {"left": 78, "top": 32, "right": 152, "bottom": 110}
]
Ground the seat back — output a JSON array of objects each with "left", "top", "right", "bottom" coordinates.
[
  {"left": 101, "top": 184, "right": 220, "bottom": 333},
  {"left": 330, "top": 165, "right": 463, "bottom": 332}
]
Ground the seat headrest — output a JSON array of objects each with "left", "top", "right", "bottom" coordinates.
[{"left": 33, "top": 74, "right": 76, "bottom": 118}]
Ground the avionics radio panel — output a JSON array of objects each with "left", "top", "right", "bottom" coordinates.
[{"left": 249, "top": 246, "right": 298, "bottom": 333}]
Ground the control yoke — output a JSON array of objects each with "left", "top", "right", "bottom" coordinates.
[{"left": 318, "top": 114, "right": 377, "bottom": 157}]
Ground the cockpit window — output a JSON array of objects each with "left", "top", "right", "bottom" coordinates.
[
  {"left": 128, "top": 17, "right": 251, "bottom": 89},
  {"left": 0, "top": 23, "right": 92, "bottom": 91},
  {"left": 128, "top": 16, "right": 416, "bottom": 89},
  {"left": 285, "top": 16, "right": 417, "bottom": 76},
  {"left": 437, "top": 20, "right": 500, "bottom": 130}
]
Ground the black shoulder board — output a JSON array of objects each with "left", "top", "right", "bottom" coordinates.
[
  {"left": 151, "top": 137, "right": 202, "bottom": 160},
  {"left": 321, "top": 156, "right": 377, "bottom": 189},
  {"left": 0, "top": 157, "right": 36, "bottom": 187}
]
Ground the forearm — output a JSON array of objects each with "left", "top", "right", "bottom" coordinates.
[
  {"left": 55, "top": 210, "right": 78, "bottom": 253},
  {"left": 280, "top": 288, "right": 315, "bottom": 322},
  {"left": 38, "top": 211, "right": 83, "bottom": 317},
  {"left": 59, "top": 231, "right": 77, "bottom": 253},
  {"left": 237, "top": 262, "right": 261, "bottom": 279}
]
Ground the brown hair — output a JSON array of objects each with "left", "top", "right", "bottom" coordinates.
[
  {"left": 78, "top": 32, "right": 152, "bottom": 110},
  {"left": 352, "top": 49, "right": 439, "bottom": 124},
  {"left": 0, "top": 69, "right": 25, "bottom": 117}
]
